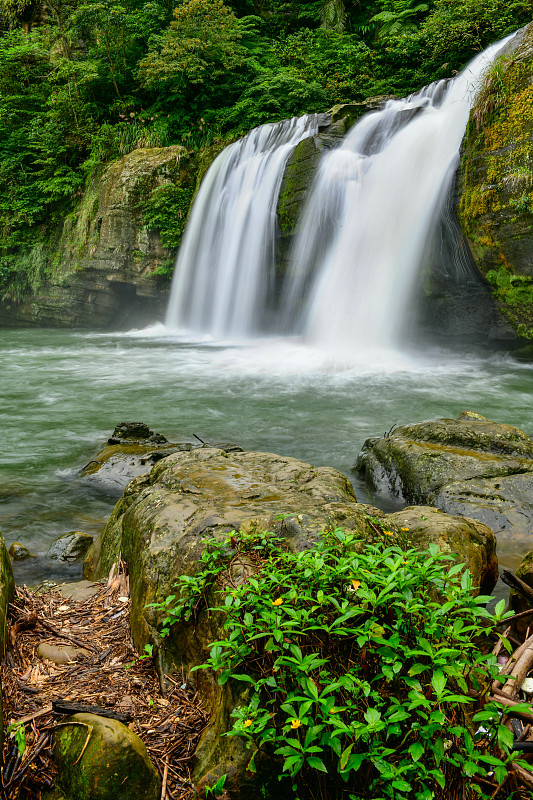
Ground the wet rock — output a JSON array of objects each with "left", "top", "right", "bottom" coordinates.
[
  {"left": 79, "top": 426, "right": 243, "bottom": 496},
  {"left": 57, "top": 580, "right": 100, "bottom": 602},
  {"left": 107, "top": 422, "right": 168, "bottom": 445},
  {"left": 38, "top": 642, "right": 91, "bottom": 665},
  {"left": 45, "top": 532, "right": 94, "bottom": 562},
  {"left": 355, "top": 411, "right": 533, "bottom": 565},
  {"left": 53, "top": 713, "right": 161, "bottom": 800},
  {"left": 0, "top": 145, "right": 192, "bottom": 329},
  {"left": 8, "top": 542, "right": 35, "bottom": 561},
  {"left": 509, "top": 551, "right": 533, "bottom": 634},
  {"left": 84, "top": 447, "right": 498, "bottom": 796}
]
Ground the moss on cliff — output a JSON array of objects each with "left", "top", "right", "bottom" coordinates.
[{"left": 459, "top": 24, "right": 533, "bottom": 337}]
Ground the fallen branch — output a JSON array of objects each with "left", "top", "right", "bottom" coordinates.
[
  {"left": 512, "top": 762, "right": 533, "bottom": 791},
  {"left": 52, "top": 699, "right": 134, "bottom": 723},
  {"left": 503, "top": 637, "right": 533, "bottom": 698},
  {"left": 492, "top": 632, "right": 533, "bottom": 692},
  {"left": 3, "top": 733, "right": 49, "bottom": 790},
  {"left": 37, "top": 618, "right": 98, "bottom": 653},
  {"left": 501, "top": 570, "right": 533, "bottom": 606}
]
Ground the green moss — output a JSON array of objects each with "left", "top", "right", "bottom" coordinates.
[
  {"left": 486, "top": 266, "right": 533, "bottom": 338},
  {"left": 459, "top": 31, "right": 533, "bottom": 337},
  {"left": 277, "top": 136, "right": 321, "bottom": 236}
]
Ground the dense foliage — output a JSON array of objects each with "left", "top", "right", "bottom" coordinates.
[
  {"left": 0, "top": 0, "right": 530, "bottom": 293},
  {"left": 151, "top": 526, "right": 523, "bottom": 800}
]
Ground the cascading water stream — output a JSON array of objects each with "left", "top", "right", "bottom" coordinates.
[
  {"left": 165, "top": 35, "right": 513, "bottom": 348},
  {"left": 283, "top": 38, "right": 513, "bottom": 353},
  {"left": 165, "top": 114, "right": 320, "bottom": 337}
]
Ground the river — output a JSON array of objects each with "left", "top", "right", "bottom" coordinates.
[{"left": 2, "top": 326, "right": 532, "bottom": 583}]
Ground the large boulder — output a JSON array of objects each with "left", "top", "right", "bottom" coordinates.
[
  {"left": 85, "top": 447, "right": 498, "bottom": 797},
  {"left": 53, "top": 713, "right": 161, "bottom": 800},
  {"left": 458, "top": 23, "right": 533, "bottom": 341},
  {"left": 355, "top": 410, "right": 533, "bottom": 565}
]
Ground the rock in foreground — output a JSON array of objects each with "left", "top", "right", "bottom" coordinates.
[
  {"left": 53, "top": 713, "right": 161, "bottom": 800},
  {"left": 355, "top": 411, "right": 533, "bottom": 565}
]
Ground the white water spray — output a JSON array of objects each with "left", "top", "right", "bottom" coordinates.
[
  {"left": 165, "top": 115, "right": 320, "bottom": 336},
  {"left": 284, "top": 38, "right": 513, "bottom": 352}
]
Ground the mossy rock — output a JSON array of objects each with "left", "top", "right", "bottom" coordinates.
[
  {"left": 53, "top": 713, "right": 161, "bottom": 800},
  {"left": 355, "top": 411, "right": 533, "bottom": 566},
  {"left": 386, "top": 506, "right": 497, "bottom": 595},
  {"left": 8, "top": 541, "right": 34, "bottom": 561},
  {"left": 458, "top": 22, "right": 533, "bottom": 338},
  {"left": 79, "top": 428, "right": 243, "bottom": 497}
]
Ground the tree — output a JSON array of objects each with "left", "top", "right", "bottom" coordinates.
[{"left": 138, "top": 0, "right": 246, "bottom": 92}]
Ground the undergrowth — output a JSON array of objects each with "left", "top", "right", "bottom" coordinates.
[{"left": 150, "top": 527, "right": 527, "bottom": 800}]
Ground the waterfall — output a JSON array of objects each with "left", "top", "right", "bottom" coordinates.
[
  {"left": 165, "top": 114, "right": 320, "bottom": 337},
  {"left": 283, "top": 38, "right": 512, "bottom": 352},
  {"left": 166, "top": 36, "right": 512, "bottom": 348}
]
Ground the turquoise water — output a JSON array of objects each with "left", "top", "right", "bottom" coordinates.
[{"left": 2, "top": 325, "right": 533, "bottom": 580}]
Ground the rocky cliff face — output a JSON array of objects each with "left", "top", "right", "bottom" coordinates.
[
  {"left": 459, "top": 23, "right": 533, "bottom": 341},
  {"left": 0, "top": 146, "right": 192, "bottom": 329}
]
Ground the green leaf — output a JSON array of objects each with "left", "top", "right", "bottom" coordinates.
[
  {"left": 392, "top": 780, "right": 412, "bottom": 791},
  {"left": 307, "top": 756, "right": 328, "bottom": 772},
  {"left": 408, "top": 742, "right": 425, "bottom": 762},
  {"left": 364, "top": 708, "right": 381, "bottom": 726},
  {"left": 340, "top": 743, "right": 353, "bottom": 769},
  {"left": 431, "top": 669, "right": 447, "bottom": 696}
]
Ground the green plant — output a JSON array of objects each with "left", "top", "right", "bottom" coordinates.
[
  {"left": 151, "top": 527, "right": 522, "bottom": 800},
  {"left": 205, "top": 773, "right": 227, "bottom": 797},
  {"left": 471, "top": 54, "right": 515, "bottom": 131},
  {"left": 142, "top": 183, "right": 195, "bottom": 254},
  {"left": 125, "top": 642, "right": 154, "bottom": 668},
  {"left": 8, "top": 720, "right": 27, "bottom": 757},
  {"left": 370, "top": 0, "right": 430, "bottom": 38}
]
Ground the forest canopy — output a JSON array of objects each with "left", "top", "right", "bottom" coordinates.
[{"left": 0, "top": 0, "right": 530, "bottom": 292}]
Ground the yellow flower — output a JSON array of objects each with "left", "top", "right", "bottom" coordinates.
[
  {"left": 383, "top": 530, "right": 394, "bottom": 536},
  {"left": 351, "top": 580, "right": 361, "bottom": 591},
  {"left": 244, "top": 719, "right": 253, "bottom": 728},
  {"left": 290, "top": 719, "right": 302, "bottom": 729},
  {"left": 402, "top": 560, "right": 409, "bottom": 565},
  {"left": 401, "top": 527, "right": 409, "bottom": 532},
  {"left": 272, "top": 598, "right": 283, "bottom": 606}
]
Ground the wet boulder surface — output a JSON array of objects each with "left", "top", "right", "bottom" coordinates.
[
  {"left": 355, "top": 410, "right": 533, "bottom": 564},
  {"left": 78, "top": 422, "right": 242, "bottom": 496}
]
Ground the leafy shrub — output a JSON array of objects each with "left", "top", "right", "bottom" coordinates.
[
  {"left": 151, "top": 527, "right": 520, "bottom": 800},
  {"left": 222, "top": 70, "right": 328, "bottom": 133}
]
